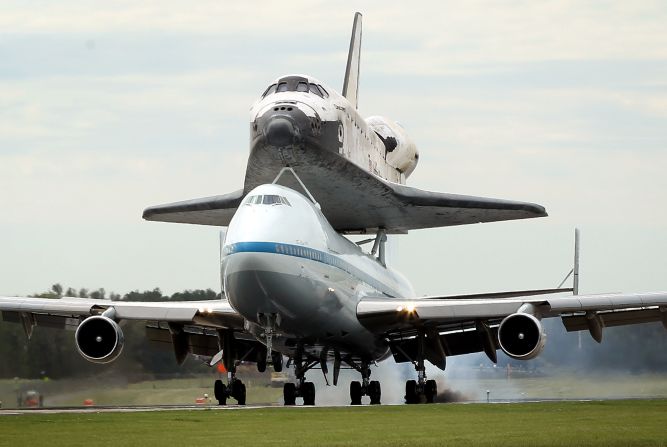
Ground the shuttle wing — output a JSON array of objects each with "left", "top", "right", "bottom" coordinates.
[
  {"left": 142, "top": 189, "right": 244, "bottom": 226},
  {"left": 361, "top": 179, "right": 547, "bottom": 233},
  {"left": 141, "top": 178, "right": 546, "bottom": 232}
]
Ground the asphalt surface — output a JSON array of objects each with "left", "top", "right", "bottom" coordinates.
[{"left": 4, "top": 398, "right": 660, "bottom": 415}]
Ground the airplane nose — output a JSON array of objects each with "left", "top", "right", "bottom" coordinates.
[{"left": 264, "top": 117, "right": 295, "bottom": 147}]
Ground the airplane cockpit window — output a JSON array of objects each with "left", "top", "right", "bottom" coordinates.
[
  {"left": 276, "top": 82, "right": 288, "bottom": 93},
  {"left": 244, "top": 195, "right": 291, "bottom": 206},
  {"left": 262, "top": 195, "right": 282, "bottom": 205}
]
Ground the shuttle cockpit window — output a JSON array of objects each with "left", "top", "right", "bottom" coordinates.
[
  {"left": 269, "top": 76, "right": 327, "bottom": 98},
  {"left": 317, "top": 85, "right": 329, "bottom": 98},
  {"left": 308, "top": 83, "right": 324, "bottom": 98},
  {"left": 296, "top": 82, "right": 309, "bottom": 92},
  {"left": 262, "top": 84, "right": 277, "bottom": 98},
  {"left": 244, "top": 195, "right": 291, "bottom": 206}
]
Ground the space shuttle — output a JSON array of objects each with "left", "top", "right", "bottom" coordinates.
[{"left": 143, "top": 12, "right": 546, "bottom": 233}]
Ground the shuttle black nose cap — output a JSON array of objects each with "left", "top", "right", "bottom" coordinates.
[{"left": 265, "top": 117, "right": 295, "bottom": 147}]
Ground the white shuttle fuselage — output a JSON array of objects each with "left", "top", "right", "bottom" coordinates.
[{"left": 247, "top": 75, "right": 418, "bottom": 190}]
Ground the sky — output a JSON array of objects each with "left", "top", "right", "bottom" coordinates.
[{"left": 1, "top": 0, "right": 666, "bottom": 298}]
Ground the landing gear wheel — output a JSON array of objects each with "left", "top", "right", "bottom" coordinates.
[
  {"left": 425, "top": 380, "right": 437, "bottom": 404},
  {"left": 231, "top": 380, "right": 246, "bottom": 405},
  {"left": 405, "top": 380, "right": 417, "bottom": 404},
  {"left": 283, "top": 383, "right": 296, "bottom": 406},
  {"left": 256, "top": 348, "right": 267, "bottom": 373},
  {"left": 350, "top": 381, "right": 362, "bottom": 405},
  {"left": 214, "top": 379, "right": 227, "bottom": 405},
  {"left": 369, "top": 380, "right": 381, "bottom": 405},
  {"left": 302, "top": 382, "right": 316, "bottom": 406},
  {"left": 272, "top": 351, "right": 283, "bottom": 372}
]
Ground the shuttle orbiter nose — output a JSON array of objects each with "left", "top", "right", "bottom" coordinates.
[{"left": 264, "top": 117, "right": 296, "bottom": 147}]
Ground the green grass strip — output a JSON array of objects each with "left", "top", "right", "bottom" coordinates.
[{"left": 1, "top": 400, "right": 666, "bottom": 447}]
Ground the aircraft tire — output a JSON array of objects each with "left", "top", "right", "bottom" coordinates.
[
  {"left": 405, "top": 380, "right": 417, "bottom": 404},
  {"left": 425, "top": 380, "right": 437, "bottom": 404},
  {"left": 302, "top": 382, "right": 316, "bottom": 406},
  {"left": 231, "top": 380, "right": 246, "bottom": 405},
  {"left": 283, "top": 383, "right": 296, "bottom": 405},
  {"left": 272, "top": 351, "right": 283, "bottom": 372},
  {"left": 256, "top": 349, "right": 267, "bottom": 373},
  {"left": 214, "top": 379, "right": 227, "bottom": 405},
  {"left": 350, "top": 381, "right": 362, "bottom": 405},
  {"left": 369, "top": 380, "right": 381, "bottom": 405}
]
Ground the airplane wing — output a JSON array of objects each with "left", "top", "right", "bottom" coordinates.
[
  {"left": 357, "top": 291, "right": 667, "bottom": 368},
  {"left": 0, "top": 296, "right": 248, "bottom": 364}
]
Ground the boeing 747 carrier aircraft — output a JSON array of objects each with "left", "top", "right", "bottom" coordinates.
[{"left": 1, "top": 13, "right": 666, "bottom": 406}]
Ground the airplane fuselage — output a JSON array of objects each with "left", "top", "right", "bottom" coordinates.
[{"left": 222, "top": 183, "right": 414, "bottom": 362}]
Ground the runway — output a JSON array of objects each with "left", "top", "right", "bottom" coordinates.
[
  {"left": 3, "top": 397, "right": 659, "bottom": 415},
  {"left": 0, "top": 403, "right": 279, "bottom": 415}
]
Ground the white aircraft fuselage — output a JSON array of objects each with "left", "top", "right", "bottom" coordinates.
[{"left": 222, "top": 183, "right": 414, "bottom": 362}]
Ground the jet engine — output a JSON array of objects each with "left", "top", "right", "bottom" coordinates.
[
  {"left": 497, "top": 313, "right": 546, "bottom": 360},
  {"left": 75, "top": 315, "right": 125, "bottom": 364},
  {"left": 366, "top": 116, "right": 419, "bottom": 178}
]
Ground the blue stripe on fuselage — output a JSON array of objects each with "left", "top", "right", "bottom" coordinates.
[{"left": 224, "top": 241, "right": 396, "bottom": 297}]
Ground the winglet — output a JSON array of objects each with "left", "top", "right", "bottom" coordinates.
[{"left": 342, "top": 12, "right": 362, "bottom": 109}]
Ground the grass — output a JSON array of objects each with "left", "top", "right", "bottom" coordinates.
[
  {"left": 0, "top": 376, "right": 283, "bottom": 407},
  {"left": 1, "top": 400, "right": 666, "bottom": 447}
]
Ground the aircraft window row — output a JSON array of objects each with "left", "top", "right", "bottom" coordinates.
[
  {"left": 273, "top": 243, "right": 395, "bottom": 296},
  {"left": 276, "top": 244, "right": 326, "bottom": 263},
  {"left": 244, "top": 195, "right": 291, "bottom": 206},
  {"left": 261, "top": 83, "right": 329, "bottom": 98}
]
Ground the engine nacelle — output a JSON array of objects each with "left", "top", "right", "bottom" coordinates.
[
  {"left": 366, "top": 116, "right": 419, "bottom": 178},
  {"left": 497, "top": 313, "right": 546, "bottom": 360},
  {"left": 75, "top": 316, "right": 124, "bottom": 364}
]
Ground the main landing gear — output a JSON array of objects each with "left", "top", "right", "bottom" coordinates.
[
  {"left": 283, "top": 346, "right": 317, "bottom": 406},
  {"left": 348, "top": 359, "right": 381, "bottom": 405},
  {"left": 214, "top": 375, "right": 246, "bottom": 405},
  {"left": 404, "top": 330, "right": 438, "bottom": 404},
  {"left": 213, "top": 329, "right": 246, "bottom": 405}
]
